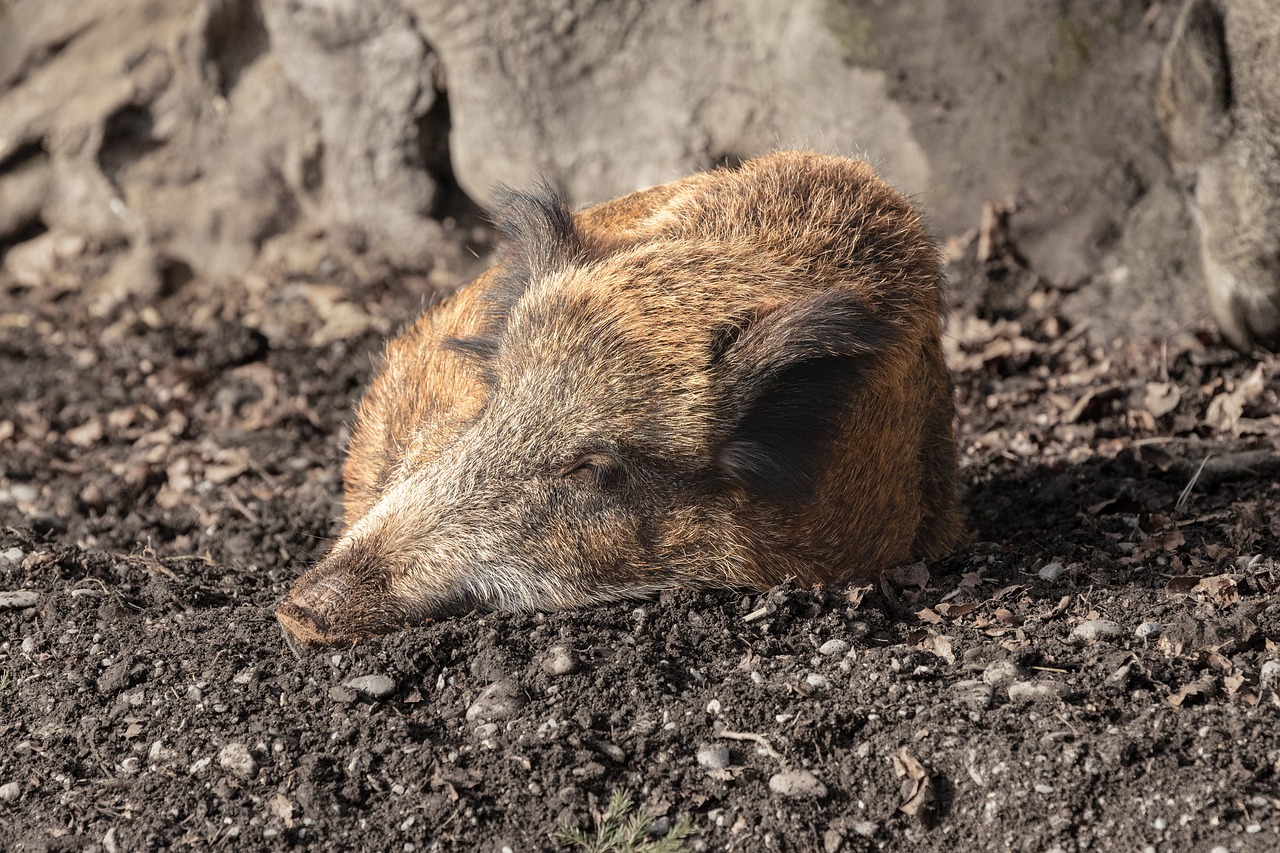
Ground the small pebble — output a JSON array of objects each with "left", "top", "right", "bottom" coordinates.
[
  {"left": 589, "top": 740, "right": 626, "bottom": 763},
  {"left": 1134, "top": 622, "right": 1164, "bottom": 641},
  {"left": 0, "top": 590, "right": 38, "bottom": 610},
  {"left": 696, "top": 744, "right": 730, "bottom": 770},
  {"left": 466, "top": 680, "right": 527, "bottom": 722},
  {"left": 541, "top": 645, "right": 580, "bottom": 676},
  {"left": 818, "top": 639, "right": 850, "bottom": 656},
  {"left": 952, "top": 679, "right": 995, "bottom": 710},
  {"left": 0, "top": 547, "right": 24, "bottom": 565},
  {"left": 769, "top": 769, "right": 828, "bottom": 799},
  {"left": 1007, "top": 680, "right": 1070, "bottom": 704},
  {"left": 1037, "top": 562, "right": 1065, "bottom": 581},
  {"left": 7, "top": 484, "right": 38, "bottom": 503},
  {"left": 805, "top": 673, "right": 829, "bottom": 690},
  {"left": 852, "top": 821, "right": 878, "bottom": 838},
  {"left": 118, "top": 757, "right": 140, "bottom": 775},
  {"left": 1259, "top": 660, "right": 1280, "bottom": 689},
  {"left": 474, "top": 723, "right": 499, "bottom": 739},
  {"left": 1072, "top": 620, "right": 1125, "bottom": 642},
  {"left": 0, "top": 781, "right": 19, "bottom": 802},
  {"left": 218, "top": 743, "right": 258, "bottom": 779},
  {"left": 1034, "top": 783, "right": 1055, "bottom": 794},
  {"left": 982, "top": 660, "right": 1026, "bottom": 689},
  {"left": 344, "top": 674, "right": 396, "bottom": 699},
  {"left": 20, "top": 637, "right": 36, "bottom": 654}
]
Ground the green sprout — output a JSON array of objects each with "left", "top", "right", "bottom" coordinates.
[{"left": 556, "top": 789, "right": 695, "bottom": 853}]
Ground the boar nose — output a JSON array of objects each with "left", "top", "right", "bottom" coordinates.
[
  {"left": 276, "top": 599, "right": 335, "bottom": 648},
  {"left": 276, "top": 572, "right": 353, "bottom": 648}
]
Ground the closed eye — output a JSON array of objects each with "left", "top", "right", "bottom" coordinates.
[{"left": 558, "top": 452, "right": 621, "bottom": 487}]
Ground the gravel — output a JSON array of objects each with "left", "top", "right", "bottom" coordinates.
[
  {"left": 466, "top": 680, "right": 527, "bottom": 722},
  {"left": 1007, "top": 680, "right": 1071, "bottom": 704},
  {"left": 344, "top": 673, "right": 397, "bottom": 699},
  {"left": 818, "top": 639, "right": 851, "bottom": 656},
  {"left": 218, "top": 743, "right": 258, "bottom": 779},
  {"left": 541, "top": 645, "right": 580, "bottom": 676},
  {"left": 0, "top": 590, "right": 38, "bottom": 609},
  {"left": 768, "top": 769, "right": 828, "bottom": 799},
  {"left": 696, "top": 744, "right": 730, "bottom": 770},
  {"left": 1071, "top": 619, "right": 1126, "bottom": 642}
]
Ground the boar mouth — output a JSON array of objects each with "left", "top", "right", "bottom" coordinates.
[{"left": 276, "top": 568, "right": 490, "bottom": 650}]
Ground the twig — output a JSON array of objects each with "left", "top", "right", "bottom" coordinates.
[
  {"left": 1175, "top": 453, "right": 1212, "bottom": 511},
  {"left": 714, "top": 726, "right": 785, "bottom": 765}
]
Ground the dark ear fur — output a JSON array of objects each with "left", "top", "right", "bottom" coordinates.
[
  {"left": 446, "top": 183, "right": 584, "bottom": 378},
  {"left": 715, "top": 290, "right": 900, "bottom": 503}
]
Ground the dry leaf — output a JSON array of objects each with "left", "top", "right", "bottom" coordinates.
[
  {"left": 1167, "top": 675, "right": 1217, "bottom": 708},
  {"left": 1144, "top": 382, "right": 1182, "bottom": 417},
  {"left": 268, "top": 793, "right": 296, "bottom": 828},
  {"left": 1204, "top": 364, "right": 1266, "bottom": 435},
  {"left": 917, "top": 608, "right": 943, "bottom": 625},
  {"left": 935, "top": 601, "right": 979, "bottom": 619},
  {"left": 891, "top": 747, "right": 937, "bottom": 818},
  {"left": 886, "top": 561, "right": 931, "bottom": 589},
  {"left": 1192, "top": 575, "right": 1239, "bottom": 608},
  {"left": 845, "top": 584, "right": 873, "bottom": 607}
]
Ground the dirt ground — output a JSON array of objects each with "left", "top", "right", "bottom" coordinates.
[{"left": 1, "top": 221, "right": 1279, "bottom": 852}]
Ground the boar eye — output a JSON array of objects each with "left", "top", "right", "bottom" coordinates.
[{"left": 559, "top": 453, "right": 620, "bottom": 487}]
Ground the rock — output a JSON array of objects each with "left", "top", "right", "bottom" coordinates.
[
  {"left": 0, "top": 781, "right": 19, "bottom": 802},
  {"left": 465, "top": 680, "right": 526, "bottom": 723},
  {"left": 218, "top": 743, "right": 258, "bottom": 779},
  {"left": 769, "top": 769, "right": 828, "bottom": 799},
  {"left": 696, "top": 744, "right": 730, "bottom": 770},
  {"left": 0, "top": 590, "right": 39, "bottom": 610},
  {"left": 1072, "top": 620, "right": 1126, "bottom": 642},
  {"left": 1260, "top": 660, "right": 1280, "bottom": 689},
  {"left": 541, "top": 645, "right": 580, "bottom": 676},
  {"left": 0, "top": 547, "right": 24, "bottom": 565},
  {"left": 952, "top": 679, "right": 995, "bottom": 710},
  {"left": 1037, "top": 562, "right": 1065, "bottom": 581},
  {"left": 818, "top": 639, "right": 851, "bottom": 656},
  {"left": 982, "top": 660, "right": 1026, "bottom": 689},
  {"left": 1007, "top": 680, "right": 1071, "bottom": 704},
  {"left": 805, "top": 673, "right": 830, "bottom": 690},
  {"left": 1135, "top": 622, "right": 1164, "bottom": 640},
  {"left": 343, "top": 674, "right": 396, "bottom": 699}
]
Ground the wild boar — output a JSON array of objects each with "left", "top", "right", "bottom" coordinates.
[
  {"left": 1158, "top": 0, "right": 1280, "bottom": 352},
  {"left": 277, "top": 151, "right": 963, "bottom": 647}
]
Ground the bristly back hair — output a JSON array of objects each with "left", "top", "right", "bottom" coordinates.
[{"left": 446, "top": 182, "right": 588, "bottom": 382}]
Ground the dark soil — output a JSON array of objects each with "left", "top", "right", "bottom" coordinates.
[{"left": 2, "top": 230, "right": 1279, "bottom": 853}]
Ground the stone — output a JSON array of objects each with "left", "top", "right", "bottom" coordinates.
[
  {"left": 696, "top": 745, "right": 730, "bottom": 770},
  {"left": 769, "top": 769, "right": 828, "bottom": 799},
  {"left": 343, "top": 674, "right": 396, "bottom": 699},
  {"left": 465, "top": 680, "right": 526, "bottom": 723},
  {"left": 818, "top": 639, "right": 851, "bottom": 656},
  {"left": 218, "top": 742, "right": 258, "bottom": 779},
  {"left": 1072, "top": 620, "right": 1126, "bottom": 642},
  {"left": 0, "top": 590, "right": 38, "bottom": 610}
]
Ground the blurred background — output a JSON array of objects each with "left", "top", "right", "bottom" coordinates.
[{"left": 1, "top": 0, "right": 1276, "bottom": 346}]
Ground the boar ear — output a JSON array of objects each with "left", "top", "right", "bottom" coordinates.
[
  {"left": 490, "top": 182, "right": 584, "bottom": 302},
  {"left": 714, "top": 290, "right": 900, "bottom": 503},
  {"left": 449, "top": 184, "right": 585, "bottom": 374}
]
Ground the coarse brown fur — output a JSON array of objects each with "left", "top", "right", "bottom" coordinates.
[{"left": 278, "top": 151, "right": 963, "bottom": 647}]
